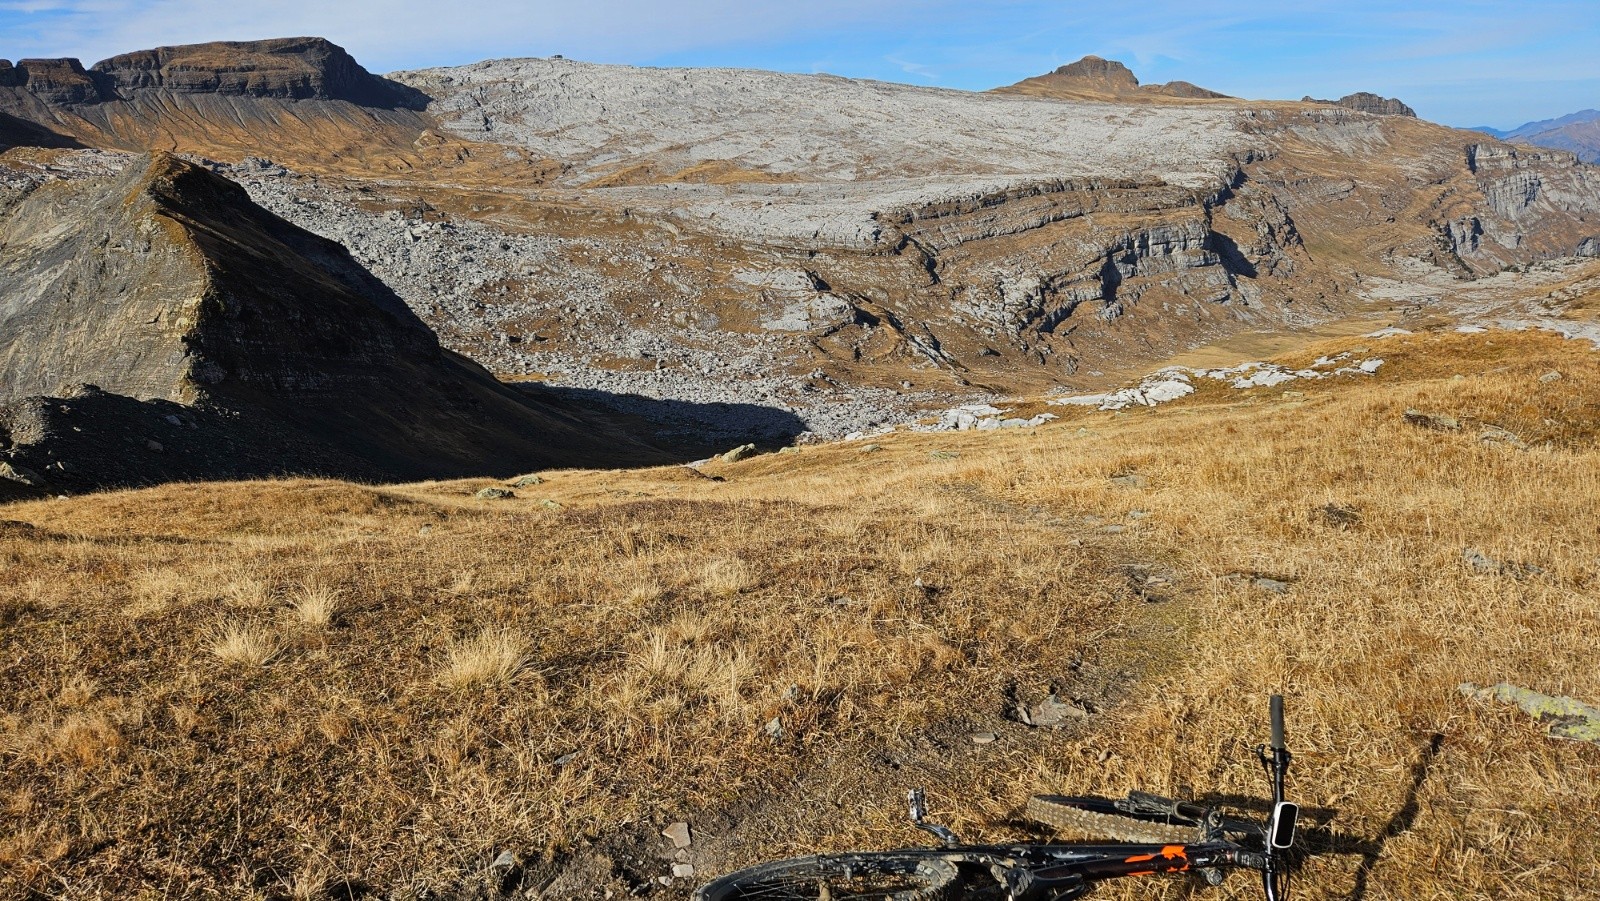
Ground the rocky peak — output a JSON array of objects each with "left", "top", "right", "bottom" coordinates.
[
  {"left": 90, "top": 37, "right": 425, "bottom": 108},
  {"left": 1302, "top": 91, "right": 1416, "bottom": 117},
  {"left": 1050, "top": 55, "right": 1141, "bottom": 91},
  {"left": 1005, "top": 56, "right": 1229, "bottom": 101}
]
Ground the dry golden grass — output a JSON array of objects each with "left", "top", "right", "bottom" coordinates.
[
  {"left": 205, "top": 620, "right": 282, "bottom": 666},
  {"left": 0, "top": 329, "right": 1596, "bottom": 899},
  {"left": 286, "top": 583, "right": 340, "bottom": 627},
  {"left": 438, "top": 626, "right": 534, "bottom": 689}
]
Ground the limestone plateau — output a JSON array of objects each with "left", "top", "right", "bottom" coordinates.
[{"left": 3, "top": 39, "right": 1599, "bottom": 490}]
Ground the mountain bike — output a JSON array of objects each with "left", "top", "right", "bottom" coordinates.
[{"left": 694, "top": 695, "right": 1298, "bottom": 900}]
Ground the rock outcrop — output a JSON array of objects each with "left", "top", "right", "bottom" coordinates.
[
  {"left": 93, "top": 37, "right": 426, "bottom": 107},
  {"left": 1302, "top": 92, "right": 1417, "bottom": 117},
  {"left": 1001, "top": 55, "right": 1231, "bottom": 101},
  {"left": 0, "top": 39, "right": 519, "bottom": 181},
  {"left": 0, "top": 152, "right": 669, "bottom": 493},
  {"left": 0, "top": 39, "right": 421, "bottom": 107}
]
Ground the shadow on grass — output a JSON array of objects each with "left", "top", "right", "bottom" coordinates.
[{"left": 1294, "top": 731, "right": 1445, "bottom": 901}]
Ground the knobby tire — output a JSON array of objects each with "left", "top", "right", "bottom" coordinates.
[
  {"left": 693, "top": 851, "right": 958, "bottom": 900},
  {"left": 1025, "top": 795, "right": 1202, "bottom": 844}
]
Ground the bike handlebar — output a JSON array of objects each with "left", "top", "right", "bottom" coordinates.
[{"left": 1269, "top": 695, "right": 1285, "bottom": 750}]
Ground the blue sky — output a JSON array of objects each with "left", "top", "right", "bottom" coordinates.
[{"left": 1, "top": 1, "right": 1596, "bottom": 128}]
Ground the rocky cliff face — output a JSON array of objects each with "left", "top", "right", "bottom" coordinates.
[
  {"left": 0, "top": 39, "right": 421, "bottom": 107},
  {"left": 3, "top": 38, "right": 1597, "bottom": 443},
  {"left": 92, "top": 37, "right": 426, "bottom": 106},
  {"left": 0, "top": 39, "right": 502, "bottom": 180},
  {"left": 1302, "top": 92, "right": 1417, "bottom": 117},
  {"left": 0, "top": 152, "right": 668, "bottom": 494}
]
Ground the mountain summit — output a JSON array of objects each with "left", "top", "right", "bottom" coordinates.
[{"left": 1000, "top": 55, "right": 1230, "bottom": 101}]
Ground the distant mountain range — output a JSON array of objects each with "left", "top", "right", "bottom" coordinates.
[{"left": 1471, "top": 109, "right": 1600, "bottom": 163}]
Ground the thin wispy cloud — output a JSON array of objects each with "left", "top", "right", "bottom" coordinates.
[{"left": 885, "top": 55, "right": 938, "bottom": 82}]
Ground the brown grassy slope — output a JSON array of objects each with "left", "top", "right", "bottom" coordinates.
[{"left": 1, "top": 329, "right": 1597, "bottom": 899}]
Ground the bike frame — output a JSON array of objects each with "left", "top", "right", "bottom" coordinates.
[{"left": 696, "top": 695, "right": 1296, "bottom": 900}]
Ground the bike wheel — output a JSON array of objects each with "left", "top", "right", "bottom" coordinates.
[
  {"left": 693, "top": 851, "right": 958, "bottom": 900},
  {"left": 1026, "top": 795, "right": 1202, "bottom": 844}
]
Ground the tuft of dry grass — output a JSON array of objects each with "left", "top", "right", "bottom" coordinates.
[
  {"left": 286, "top": 583, "right": 340, "bottom": 627},
  {"left": 437, "top": 626, "right": 533, "bottom": 689},
  {"left": 696, "top": 557, "right": 757, "bottom": 596},
  {"left": 204, "top": 620, "right": 281, "bottom": 666}
]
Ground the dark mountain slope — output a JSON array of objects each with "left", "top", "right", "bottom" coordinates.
[{"left": 0, "top": 152, "right": 671, "bottom": 494}]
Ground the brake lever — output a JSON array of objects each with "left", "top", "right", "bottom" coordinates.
[{"left": 907, "top": 788, "right": 961, "bottom": 847}]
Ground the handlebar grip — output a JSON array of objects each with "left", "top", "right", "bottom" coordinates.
[{"left": 1270, "top": 695, "right": 1285, "bottom": 750}]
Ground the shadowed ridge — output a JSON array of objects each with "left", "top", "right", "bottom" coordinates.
[
  {"left": 0, "top": 108, "right": 82, "bottom": 149},
  {"left": 0, "top": 152, "right": 676, "bottom": 493}
]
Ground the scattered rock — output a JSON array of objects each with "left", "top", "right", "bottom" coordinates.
[
  {"left": 1314, "top": 503, "right": 1363, "bottom": 530},
  {"left": 1461, "top": 547, "right": 1544, "bottom": 578},
  {"left": 662, "top": 822, "right": 692, "bottom": 849},
  {"left": 1404, "top": 409, "right": 1460, "bottom": 431},
  {"left": 509, "top": 474, "right": 545, "bottom": 487},
  {"left": 145, "top": 439, "right": 165, "bottom": 452},
  {"left": 672, "top": 863, "right": 696, "bottom": 879},
  {"left": 552, "top": 751, "right": 579, "bottom": 766},
  {"left": 777, "top": 446, "right": 801, "bottom": 455},
  {"left": 1460, "top": 682, "right": 1600, "bottom": 744},
  {"left": 475, "top": 487, "right": 515, "bottom": 500},
  {"left": 1253, "top": 577, "right": 1292, "bottom": 595},
  {"left": 1538, "top": 370, "right": 1563, "bottom": 383},
  {"left": 970, "top": 731, "right": 998, "bottom": 745},
  {"left": 0, "top": 462, "right": 48, "bottom": 486},
  {"left": 860, "top": 444, "right": 882, "bottom": 453},
  {"left": 1109, "top": 473, "right": 1147, "bottom": 488},
  {"left": 1461, "top": 547, "right": 1500, "bottom": 574},
  {"left": 417, "top": 524, "right": 434, "bottom": 535},
  {"left": 540, "top": 498, "right": 563, "bottom": 510},
  {"left": 722, "top": 444, "right": 757, "bottom": 463},
  {"left": 1478, "top": 426, "right": 1528, "bottom": 450},
  {"left": 929, "top": 450, "right": 960, "bottom": 460},
  {"left": 762, "top": 717, "right": 784, "bottom": 740},
  {"left": 1018, "top": 694, "right": 1090, "bottom": 727},
  {"left": 490, "top": 849, "right": 519, "bottom": 872}
]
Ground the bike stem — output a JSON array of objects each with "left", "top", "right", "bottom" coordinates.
[{"left": 1256, "top": 694, "right": 1293, "bottom": 901}]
